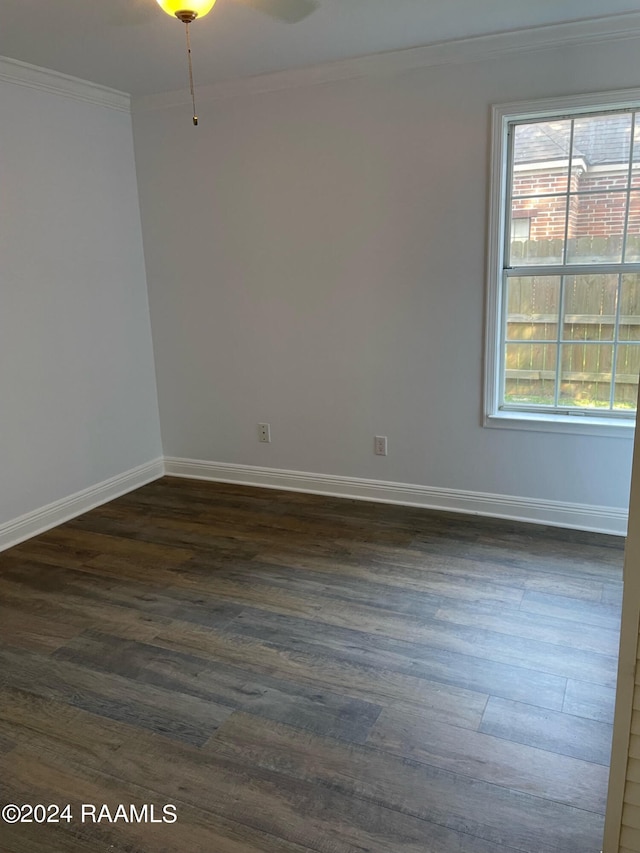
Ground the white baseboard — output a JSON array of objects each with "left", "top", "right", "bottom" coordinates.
[
  {"left": 0, "top": 458, "right": 165, "bottom": 552},
  {"left": 1, "top": 455, "right": 625, "bottom": 552},
  {"left": 164, "top": 457, "right": 628, "bottom": 536}
]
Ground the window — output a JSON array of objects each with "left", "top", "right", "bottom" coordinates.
[
  {"left": 485, "top": 91, "right": 640, "bottom": 434},
  {"left": 510, "top": 216, "right": 531, "bottom": 242}
]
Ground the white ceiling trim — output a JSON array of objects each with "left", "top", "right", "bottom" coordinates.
[
  {"left": 134, "top": 10, "right": 640, "bottom": 113},
  {"left": 0, "top": 55, "right": 130, "bottom": 112}
]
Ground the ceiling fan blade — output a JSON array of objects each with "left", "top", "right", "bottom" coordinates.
[{"left": 235, "top": 0, "right": 319, "bottom": 23}]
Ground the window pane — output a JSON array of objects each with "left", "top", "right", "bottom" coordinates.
[
  {"left": 504, "top": 343, "right": 557, "bottom": 406},
  {"left": 614, "top": 343, "right": 640, "bottom": 409},
  {"left": 625, "top": 190, "right": 640, "bottom": 261},
  {"left": 559, "top": 343, "right": 613, "bottom": 408},
  {"left": 499, "top": 108, "right": 640, "bottom": 419},
  {"left": 631, "top": 117, "right": 640, "bottom": 187},
  {"left": 512, "top": 120, "right": 571, "bottom": 198},
  {"left": 566, "top": 191, "right": 627, "bottom": 263},
  {"left": 509, "top": 197, "right": 565, "bottom": 266},
  {"left": 506, "top": 276, "right": 559, "bottom": 340},
  {"left": 562, "top": 274, "right": 618, "bottom": 341},
  {"left": 571, "top": 113, "right": 632, "bottom": 189},
  {"left": 620, "top": 274, "right": 640, "bottom": 341}
]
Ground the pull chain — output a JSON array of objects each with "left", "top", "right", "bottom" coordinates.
[{"left": 185, "top": 22, "right": 198, "bottom": 126}]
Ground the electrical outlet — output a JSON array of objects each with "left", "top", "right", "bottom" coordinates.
[
  {"left": 374, "top": 435, "right": 388, "bottom": 456},
  {"left": 258, "top": 423, "right": 271, "bottom": 443}
]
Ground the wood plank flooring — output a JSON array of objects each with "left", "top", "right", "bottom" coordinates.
[{"left": 0, "top": 476, "right": 624, "bottom": 853}]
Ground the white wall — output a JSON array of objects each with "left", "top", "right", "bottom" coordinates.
[
  {"left": 133, "top": 33, "right": 640, "bottom": 524},
  {"left": 0, "top": 74, "right": 162, "bottom": 530}
]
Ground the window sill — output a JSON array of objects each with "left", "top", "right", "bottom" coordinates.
[{"left": 484, "top": 409, "right": 636, "bottom": 438}]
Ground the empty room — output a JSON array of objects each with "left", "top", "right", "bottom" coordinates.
[{"left": 3, "top": 2, "right": 640, "bottom": 852}]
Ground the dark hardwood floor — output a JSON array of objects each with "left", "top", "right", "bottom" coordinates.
[{"left": 0, "top": 477, "right": 624, "bottom": 852}]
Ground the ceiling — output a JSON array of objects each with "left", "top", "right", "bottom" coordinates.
[{"left": 2, "top": 0, "right": 640, "bottom": 98}]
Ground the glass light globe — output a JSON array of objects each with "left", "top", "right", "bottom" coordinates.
[{"left": 156, "top": 0, "right": 216, "bottom": 20}]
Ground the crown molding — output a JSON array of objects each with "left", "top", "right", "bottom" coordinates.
[
  {"left": 134, "top": 11, "right": 640, "bottom": 113},
  {"left": 0, "top": 55, "right": 130, "bottom": 112}
]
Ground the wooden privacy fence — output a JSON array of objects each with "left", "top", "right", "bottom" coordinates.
[
  {"left": 509, "top": 234, "right": 640, "bottom": 265},
  {"left": 506, "top": 237, "right": 640, "bottom": 408}
]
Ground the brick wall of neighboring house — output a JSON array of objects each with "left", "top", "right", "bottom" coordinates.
[
  {"left": 512, "top": 170, "right": 571, "bottom": 239},
  {"left": 512, "top": 165, "right": 640, "bottom": 240},
  {"left": 577, "top": 171, "right": 640, "bottom": 238}
]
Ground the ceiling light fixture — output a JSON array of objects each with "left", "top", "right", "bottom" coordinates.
[{"left": 156, "top": 0, "right": 217, "bottom": 125}]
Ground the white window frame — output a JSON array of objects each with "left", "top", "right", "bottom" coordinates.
[{"left": 484, "top": 89, "right": 640, "bottom": 438}]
